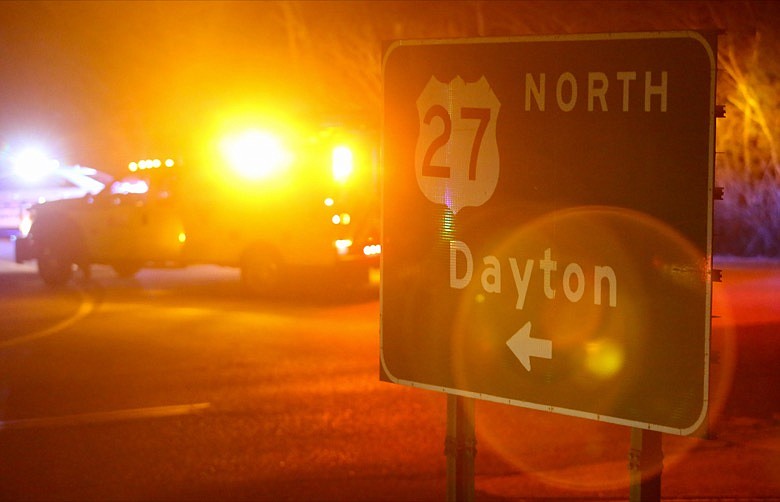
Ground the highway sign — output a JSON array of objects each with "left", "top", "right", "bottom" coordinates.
[{"left": 380, "top": 31, "right": 717, "bottom": 435}]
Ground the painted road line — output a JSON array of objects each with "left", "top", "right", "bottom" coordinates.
[
  {"left": 0, "top": 402, "right": 211, "bottom": 431},
  {"left": 0, "top": 286, "right": 95, "bottom": 349}
]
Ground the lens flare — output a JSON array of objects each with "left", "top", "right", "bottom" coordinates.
[
  {"left": 446, "top": 206, "right": 719, "bottom": 491},
  {"left": 584, "top": 338, "right": 624, "bottom": 379}
]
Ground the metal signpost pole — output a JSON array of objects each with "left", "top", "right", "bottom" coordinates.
[
  {"left": 629, "top": 428, "right": 664, "bottom": 501},
  {"left": 446, "top": 395, "right": 476, "bottom": 502}
]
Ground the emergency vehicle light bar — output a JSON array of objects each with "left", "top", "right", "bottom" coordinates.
[{"left": 128, "top": 159, "right": 175, "bottom": 172}]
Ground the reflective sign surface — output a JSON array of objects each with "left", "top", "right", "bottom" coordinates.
[{"left": 381, "top": 32, "right": 716, "bottom": 435}]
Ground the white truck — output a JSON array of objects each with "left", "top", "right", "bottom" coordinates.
[{"left": 15, "top": 125, "right": 380, "bottom": 294}]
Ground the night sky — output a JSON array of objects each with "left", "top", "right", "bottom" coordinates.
[
  {"left": 2, "top": 1, "right": 777, "bottom": 177},
  {"left": 0, "top": 1, "right": 464, "bottom": 174},
  {"left": 0, "top": 2, "right": 311, "bottom": 173}
]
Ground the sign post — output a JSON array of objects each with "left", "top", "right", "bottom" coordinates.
[
  {"left": 381, "top": 31, "right": 717, "bottom": 498},
  {"left": 629, "top": 428, "right": 664, "bottom": 501},
  {"left": 445, "top": 395, "right": 476, "bottom": 502}
]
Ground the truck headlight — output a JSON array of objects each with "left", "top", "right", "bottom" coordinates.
[
  {"left": 363, "top": 244, "right": 381, "bottom": 256},
  {"left": 335, "top": 239, "right": 352, "bottom": 255}
]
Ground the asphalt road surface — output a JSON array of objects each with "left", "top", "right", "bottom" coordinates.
[{"left": 0, "top": 239, "right": 778, "bottom": 501}]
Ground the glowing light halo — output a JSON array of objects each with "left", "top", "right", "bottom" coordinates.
[
  {"left": 220, "top": 129, "right": 292, "bottom": 180},
  {"left": 443, "top": 205, "right": 719, "bottom": 491},
  {"left": 331, "top": 145, "right": 353, "bottom": 183},
  {"left": 11, "top": 148, "right": 60, "bottom": 182},
  {"left": 449, "top": 206, "right": 650, "bottom": 410}
]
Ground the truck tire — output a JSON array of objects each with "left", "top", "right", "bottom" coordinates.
[
  {"left": 33, "top": 219, "right": 86, "bottom": 287},
  {"left": 37, "top": 239, "right": 76, "bottom": 287},
  {"left": 241, "top": 245, "right": 283, "bottom": 295}
]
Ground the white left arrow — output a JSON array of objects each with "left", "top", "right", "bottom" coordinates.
[{"left": 506, "top": 321, "right": 552, "bottom": 372}]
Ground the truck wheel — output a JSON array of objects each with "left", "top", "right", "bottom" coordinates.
[
  {"left": 241, "top": 247, "right": 282, "bottom": 295},
  {"left": 37, "top": 241, "right": 75, "bottom": 287},
  {"left": 112, "top": 262, "right": 142, "bottom": 278}
]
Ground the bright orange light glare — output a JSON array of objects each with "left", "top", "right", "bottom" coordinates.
[
  {"left": 363, "top": 244, "right": 381, "bottom": 256},
  {"left": 332, "top": 146, "right": 353, "bottom": 183},
  {"left": 334, "top": 239, "right": 352, "bottom": 255},
  {"left": 221, "top": 130, "right": 291, "bottom": 180}
]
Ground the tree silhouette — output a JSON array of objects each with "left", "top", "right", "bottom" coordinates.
[{"left": 272, "top": 0, "right": 779, "bottom": 255}]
